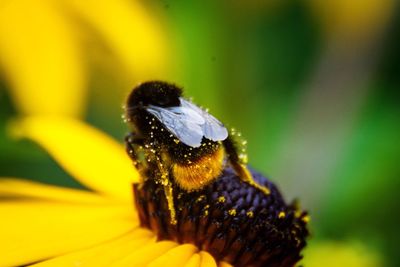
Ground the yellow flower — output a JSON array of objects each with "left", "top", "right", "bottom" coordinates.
[
  {"left": 1, "top": 116, "right": 383, "bottom": 266},
  {"left": 2, "top": 116, "right": 230, "bottom": 267},
  {"left": 0, "top": 0, "right": 167, "bottom": 117}
]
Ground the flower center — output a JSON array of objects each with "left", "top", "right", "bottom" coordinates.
[{"left": 133, "top": 168, "right": 309, "bottom": 267}]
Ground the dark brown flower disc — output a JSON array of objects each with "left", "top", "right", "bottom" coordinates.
[{"left": 133, "top": 167, "right": 309, "bottom": 267}]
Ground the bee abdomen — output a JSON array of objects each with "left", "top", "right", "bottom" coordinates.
[{"left": 172, "top": 147, "right": 224, "bottom": 191}]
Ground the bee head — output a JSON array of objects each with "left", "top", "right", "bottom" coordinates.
[{"left": 127, "top": 81, "right": 182, "bottom": 109}]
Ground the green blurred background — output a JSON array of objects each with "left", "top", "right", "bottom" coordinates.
[{"left": 0, "top": 1, "right": 399, "bottom": 266}]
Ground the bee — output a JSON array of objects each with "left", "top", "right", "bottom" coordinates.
[{"left": 125, "top": 81, "right": 270, "bottom": 224}]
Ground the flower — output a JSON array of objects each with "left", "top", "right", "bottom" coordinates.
[
  {"left": 1, "top": 115, "right": 308, "bottom": 266},
  {"left": 2, "top": 116, "right": 226, "bottom": 267}
]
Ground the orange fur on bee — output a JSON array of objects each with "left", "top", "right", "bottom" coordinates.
[{"left": 172, "top": 147, "right": 224, "bottom": 191}]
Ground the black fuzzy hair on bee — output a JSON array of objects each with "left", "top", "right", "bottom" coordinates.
[
  {"left": 127, "top": 81, "right": 182, "bottom": 109},
  {"left": 125, "top": 81, "right": 274, "bottom": 224}
]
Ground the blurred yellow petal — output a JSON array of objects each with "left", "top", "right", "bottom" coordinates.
[
  {"left": 307, "top": 0, "right": 395, "bottom": 40},
  {"left": 218, "top": 262, "right": 233, "bottom": 267},
  {"left": 0, "top": 0, "right": 86, "bottom": 117},
  {"left": 199, "top": 251, "right": 217, "bottom": 267},
  {"left": 0, "top": 178, "right": 110, "bottom": 204},
  {"left": 110, "top": 241, "right": 178, "bottom": 267},
  {"left": 148, "top": 244, "right": 198, "bottom": 267},
  {"left": 63, "top": 0, "right": 167, "bottom": 81},
  {"left": 32, "top": 229, "right": 155, "bottom": 267},
  {"left": 302, "top": 241, "right": 383, "bottom": 267},
  {"left": 0, "top": 201, "right": 136, "bottom": 267},
  {"left": 184, "top": 253, "right": 201, "bottom": 267},
  {"left": 11, "top": 116, "right": 139, "bottom": 201}
]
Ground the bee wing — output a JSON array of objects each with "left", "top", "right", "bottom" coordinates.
[
  {"left": 146, "top": 105, "right": 205, "bottom": 147},
  {"left": 180, "top": 98, "right": 228, "bottom": 142}
]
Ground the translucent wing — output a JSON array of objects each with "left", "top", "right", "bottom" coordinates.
[
  {"left": 146, "top": 105, "right": 205, "bottom": 147},
  {"left": 180, "top": 98, "right": 228, "bottom": 142}
]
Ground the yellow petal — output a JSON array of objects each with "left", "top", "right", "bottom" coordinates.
[
  {"left": 63, "top": 0, "right": 167, "bottom": 81},
  {"left": 148, "top": 244, "right": 199, "bottom": 267},
  {"left": 11, "top": 116, "right": 139, "bottom": 201},
  {"left": 184, "top": 253, "right": 201, "bottom": 267},
  {"left": 110, "top": 241, "right": 178, "bottom": 267},
  {"left": 32, "top": 229, "right": 155, "bottom": 267},
  {"left": 0, "top": 178, "right": 110, "bottom": 204},
  {"left": 0, "top": 0, "right": 86, "bottom": 117},
  {"left": 199, "top": 251, "right": 217, "bottom": 267},
  {"left": 218, "top": 262, "right": 233, "bottom": 267},
  {"left": 0, "top": 201, "right": 136, "bottom": 267}
]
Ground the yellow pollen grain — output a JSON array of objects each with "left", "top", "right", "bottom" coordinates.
[
  {"left": 203, "top": 204, "right": 210, "bottom": 216},
  {"left": 228, "top": 209, "right": 237, "bottom": 216},
  {"left": 246, "top": 211, "right": 254, "bottom": 218},
  {"left": 302, "top": 215, "right": 310, "bottom": 223},
  {"left": 196, "top": 195, "right": 206, "bottom": 202},
  {"left": 278, "top": 211, "right": 286, "bottom": 219},
  {"left": 217, "top": 196, "right": 226, "bottom": 203}
]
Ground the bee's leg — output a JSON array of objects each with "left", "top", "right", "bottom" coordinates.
[
  {"left": 125, "top": 132, "right": 146, "bottom": 183},
  {"left": 222, "top": 137, "right": 270, "bottom": 195},
  {"left": 153, "top": 153, "right": 177, "bottom": 225},
  {"left": 125, "top": 132, "right": 144, "bottom": 166},
  {"left": 163, "top": 181, "right": 177, "bottom": 225}
]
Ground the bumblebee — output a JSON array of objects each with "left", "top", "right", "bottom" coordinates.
[{"left": 125, "top": 81, "right": 270, "bottom": 224}]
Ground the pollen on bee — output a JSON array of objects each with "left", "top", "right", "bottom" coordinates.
[
  {"left": 172, "top": 147, "right": 224, "bottom": 191},
  {"left": 228, "top": 209, "right": 237, "bottom": 216},
  {"left": 203, "top": 204, "right": 210, "bottom": 216},
  {"left": 278, "top": 211, "right": 286, "bottom": 219},
  {"left": 196, "top": 195, "right": 206, "bottom": 202}
]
